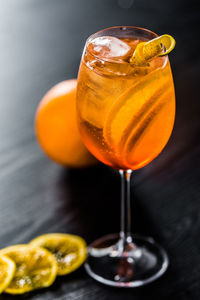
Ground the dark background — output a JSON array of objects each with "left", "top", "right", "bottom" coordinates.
[{"left": 1, "top": 0, "right": 200, "bottom": 299}]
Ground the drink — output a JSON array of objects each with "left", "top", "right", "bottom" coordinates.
[
  {"left": 77, "top": 35, "right": 175, "bottom": 170},
  {"left": 76, "top": 27, "right": 175, "bottom": 287}
]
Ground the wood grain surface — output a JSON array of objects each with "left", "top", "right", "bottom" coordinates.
[{"left": 0, "top": 0, "right": 200, "bottom": 299}]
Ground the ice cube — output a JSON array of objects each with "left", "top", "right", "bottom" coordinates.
[{"left": 88, "top": 36, "right": 131, "bottom": 61}]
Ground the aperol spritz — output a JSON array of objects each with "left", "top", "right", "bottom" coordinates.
[{"left": 76, "top": 26, "right": 175, "bottom": 287}]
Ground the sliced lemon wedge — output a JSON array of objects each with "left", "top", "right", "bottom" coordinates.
[
  {"left": 130, "top": 34, "right": 176, "bottom": 66},
  {"left": 0, "top": 255, "right": 16, "bottom": 294},
  {"left": 0, "top": 245, "right": 57, "bottom": 294},
  {"left": 30, "top": 233, "right": 87, "bottom": 276}
]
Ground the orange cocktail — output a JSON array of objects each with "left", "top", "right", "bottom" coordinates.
[
  {"left": 77, "top": 32, "right": 175, "bottom": 171},
  {"left": 76, "top": 26, "right": 176, "bottom": 287}
]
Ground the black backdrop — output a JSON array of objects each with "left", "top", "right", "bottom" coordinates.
[{"left": 1, "top": 0, "right": 200, "bottom": 299}]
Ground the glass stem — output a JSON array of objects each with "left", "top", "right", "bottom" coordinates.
[{"left": 119, "top": 169, "right": 133, "bottom": 245}]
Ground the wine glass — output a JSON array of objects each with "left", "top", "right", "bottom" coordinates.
[{"left": 76, "top": 26, "right": 175, "bottom": 287}]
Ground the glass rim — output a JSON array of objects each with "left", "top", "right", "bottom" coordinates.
[{"left": 85, "top": 26, "right": 162, "bottom": 65}]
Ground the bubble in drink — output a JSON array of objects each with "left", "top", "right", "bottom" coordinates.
[{"left": 88, "top": 36, "right": 131, "bottom": 61}]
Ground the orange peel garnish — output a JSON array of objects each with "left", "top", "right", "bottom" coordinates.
[{"left": 130, "top": 34, "right": 176, "bottom": 66}]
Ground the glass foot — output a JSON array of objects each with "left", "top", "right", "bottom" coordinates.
[{"left": 85, "top": 233, "right": 169, "bottom": 287}]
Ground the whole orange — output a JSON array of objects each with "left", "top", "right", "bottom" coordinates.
[{"left": 35, "top": 79, "right": 96, "bottom": 167}]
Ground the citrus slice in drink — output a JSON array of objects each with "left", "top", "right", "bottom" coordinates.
[
  {"left": 103, "top": 64, "right": 170, "bottom": 153},
  {"left": 30, "top": 233, "right": 87, "bottom": 276},
  {"left": 124, "top": 88, "right": 175, "bottom": 169},
  {"left": 0, "top": 255, "right": 16, "bottom": 294},
  {"left": 130, "top": 34, "right": 175, "bottom": 66},
  {"left": 0, "top": 245, "right": 57, "bottom": 294}
]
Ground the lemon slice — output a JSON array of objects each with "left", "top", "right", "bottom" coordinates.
[
  {"left": 0, "top": 245, "right": 57, "bottom": 294},
  {"left": 0, "top": 255, "right": 16, "bottom": 294},
  {"left": 30, "top": 233, "right": 87, "bottom": 276},
  {"left": 130, "top": 34, "right": 176, "bottom": 66}
]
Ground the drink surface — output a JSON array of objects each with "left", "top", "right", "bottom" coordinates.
[{"left": 77, "top": 34, "right": 175, "bottom": 170}]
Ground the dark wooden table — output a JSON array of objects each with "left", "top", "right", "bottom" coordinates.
[{"left": 1, "top": 0, "right": 200, "bottom": 299}]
